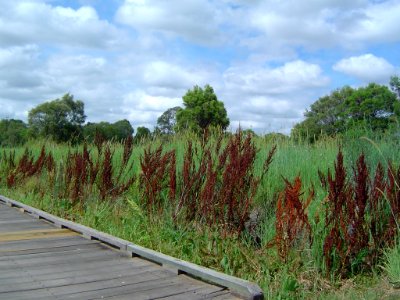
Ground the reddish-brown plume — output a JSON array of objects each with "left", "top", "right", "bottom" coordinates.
[{"left": 269, "top": 176, "right": 313, "bottom": 262}]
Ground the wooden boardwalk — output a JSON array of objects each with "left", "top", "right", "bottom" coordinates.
[{"left": 0, "top": 197, "right": 263, "bottom": 300}]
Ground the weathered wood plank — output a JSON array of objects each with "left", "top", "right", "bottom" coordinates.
[
  {"left": 0, "top": 249, "right": 124, "bottom": 270},
  {"left": 0, "top": 228, "right": 78, "bottom": 242},
  {"left": 0, "top": 257, "right": 152, "bottom": 281},
  {"left": 210, "top": 291, "right": 243, "bottom": 299},
  {"left": 97, "top": 276, "right": 225, "bottom": 300},
  {"left": 128, "top": 244, "right": 264, "bottom": 300},
  {"left": 3, "top": 277, "right": 180, "bottom": 300},
  {"left": 0, "top": 219, "right": 45, "bottom": 225},
  {"left": 0, "top": 197, "right": 130, "bottom": 251},
  {"left": 155, "top": 288, "right": 232, "bottom": 300},
  {"left": 0, "top": 270, "right": 175, "bottom": 299},
  {"left": 0, "top": 242, "right": 108, "bottom": 257},
  {"left": 0, "top": 266, "right": 171, "bottom": 293},
  {"left": 0, "top": 260, "right": 154, "bottom": 285},
  {"left": 0, "top": 196, "right": 263, "bottom": 300},
  {"left": 0, "top": 214, "right": 33, "bottom": 220},
  {"left": 44, "top": 276, "right": 195, "bottom": 300},
  {"left": 0, "top": 225, "right": 55, "bottom": 233},
  {"left": 0, "top": 239, "right": 118, "bottom": 258},
  {"left": 0, "top": 235, "right": 98, "bottom": 252}
]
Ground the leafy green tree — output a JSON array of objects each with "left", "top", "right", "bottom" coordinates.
[
  {"left": 28, "top": 94, "right": 86, "bottom": 143},
  {"left": 292, "top": 83, "right": 399, "bottom": 140},
  {"left": 113, "top": 120, "right": 134, "bottom": 140},
  {"left": 0, "top": 119, "right": 28, "bottom": 146},
  {"left": 344, "top": 83, "right": 398, "bottom": 131},
  {"left": 134, "top": 126, "right": 151, "bottom": 143},
  {"left": 83, "top": 122, "right": 108, "bottom": 141},
  {"left": 83, "top": 119, "right": 133, "bottom": 142},
  {"left": 155, "top": 106, "right": 181, "bottom": 135},
  {"left": 292, "top": 86, "right": 354, "bottom": 139},
  {"left": 176, "top": 85, "right": 229, "bottom": 132}
]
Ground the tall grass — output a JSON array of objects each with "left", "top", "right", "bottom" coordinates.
[
  {"left": 1, "top": 128, "right": 400, "bottom": 298},
  {"left": 383, "top": 240, "right": 400, "bottom": 287}
]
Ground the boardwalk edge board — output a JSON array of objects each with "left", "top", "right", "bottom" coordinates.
[{"left": 0, "top": 195, "right": 264, "bottom": 300}]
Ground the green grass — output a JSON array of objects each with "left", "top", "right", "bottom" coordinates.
[
  {"left": 1, "top": 129, "right": 400, "bottom": 299},
  {"left": 384, "top": 240, "right": 400, "bottom": 287}
]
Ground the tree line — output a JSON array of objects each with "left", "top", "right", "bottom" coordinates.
[
  {"left": 292, "top": 76, "right": 400, "bottom": 141},
  {"left": 0, "top": 84, "right": 230, "bottom": 146},
  {"left": 1, "top": 76, "right": 399, "bottom": 146}
]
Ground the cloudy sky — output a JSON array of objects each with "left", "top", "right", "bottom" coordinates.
[{"left": 1, "top": 0, "right": 399, "bottom": 133}]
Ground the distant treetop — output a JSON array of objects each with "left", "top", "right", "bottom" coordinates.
[{"left": 176, "top": 84, "right": 230, "bottom": 132}]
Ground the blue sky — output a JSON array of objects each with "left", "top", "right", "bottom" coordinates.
[{"left": 1, "top": 0, "right": 399, "bottom": 133}]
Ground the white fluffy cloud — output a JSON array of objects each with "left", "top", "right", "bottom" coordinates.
[
  {"left": 333, "top": 54, "right": 396, "bottom": 83},
  {"left": 245, "top": 0, "right": 400, "bottom": 53},
  {"left": 116, "top": 0, "right": 223, "bottom": 45},
  {"left": 1, "top": 0, "right": 399, "bottom": 134},
  {"left": 346, "top": 1, "right": 400, "bottom": 45},
  {"left": 224, "top": 60, "right": 329, "bottom": 95},
  {"left": 122, "top": 91, "right": 180, "bottom": 128},
  {"left": 0, "top": 1, "right": 125, "bottom": 48},
  {"left": 142, "top": 61, "right": 209, "bottom": 91},
  {"left": 222, "top": 60, "right": 330, "bottom": 132}
]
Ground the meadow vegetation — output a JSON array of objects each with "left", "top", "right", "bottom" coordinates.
[
  {"left": 1, "top": 128, "right": 400, "bottom": 299},
  {"left": 1, "top": 78, "right": 400, "bottom": 298}
]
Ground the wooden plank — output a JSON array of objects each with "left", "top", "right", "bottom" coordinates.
[
  {"left": 140, "top": 276, "right": 229, "bottom": 300},
  {"left": 0, "top": 270, "right": 175, "bottom": 299},
  {"left": 0, "top": 257, "right": 152, "bottom": 280},
  {"left": 0, "top": 211, "right": 29, "bottom": 217},
  {"left": 0, "top": 250, "right": 129, "bottom": 271},
  {"left": 0, "top": 236, "right": 99, "bottom": 252},
  {"left": 3, "top": 277, "right": 180, "bottom": 300},
  {"left": 0, "top": 213, "right": 36, "bottom": 221},
  {"left": 0, "top": 223, "right": 55, "bottom": 233},
  {"left": 96, "top": 275, "right": 225, "bottom": 300},
  {"left": 0, "top": 195, "right": 263, "bottom": 300},
  {"left": 0, "top": 260, "right": 154, "bottom": 285},
  {"left": 128, "top": 244, "right": 263, "bottom": 300},
  {"left": 43, "top": 276, "right": 190, "bottom": 300},
  {"left": 155, "top": 287, "right": 232, "bottom": 300},
  {"left": 0, "top": 265, "right": 170, "bottom": 293},
  {"left": 0, "top": 196, "right": 130, "bottom": 251},
  {"left": 0, "top": 219, "right": 44, "bottom": 225},
  {"left": 210, "top": 291, "right": 243, "bottom": 299},
  {"left": 148, "top": 281, "right": 240, "bottom": 300},
  {"left": 0, "top": 249, "right": 123, "bottom": 270},
  {"left": 0, "top": 228, "right": 78, "bottom": 242},
  {"left": 0, "top": 242, "right": 107, "bottom": 257}
]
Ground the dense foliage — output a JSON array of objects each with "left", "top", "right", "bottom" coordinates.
[
  {"left": 28, "top": 93, "right": 86, "bottom": 143},
  {"left": 155, "top": 106, "right": 180, "bottom": 135},
  {"left": 176, "top": 85, "right": 230, "bottom": 132},
  {"left": 0, "top": 119, "right": 28, "bottom": 146},
  {"left": 134, "top": 126, "right": 151, "bottom": 143},
  {"left": 293, "top": 80, "right": 400, "bottom": 141},
  {"left": 83, "top": 119, "right": 134, "bottom": 142}
]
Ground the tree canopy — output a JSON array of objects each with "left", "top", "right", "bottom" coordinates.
[
  {"left": 83, "top": 120, "right": 133, "bottom": 142},
  {"left": 155, "top": 106, "right": 180, "bottom": 135},
  {"left": 292, "top": 83, "right": 399, "bottom": 140},
  {"left": 176, "top": 85, "right": 229, "bottom": 132},
  {"left": 0, "top": 119, "right": 28, "bottom": 146},
  {"left": 28, "top": 94, "right": 86, "bottom": 143},
  {"left": 134, "top": 126, "right": 151, "bottom": 143}
]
